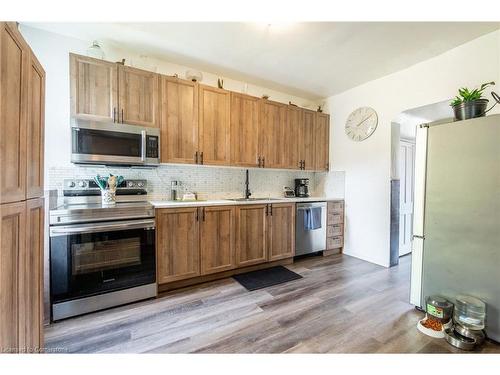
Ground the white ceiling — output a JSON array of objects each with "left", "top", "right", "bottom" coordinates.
[{"left": 24, "top": 22, "right": 500, "bottom": 99}]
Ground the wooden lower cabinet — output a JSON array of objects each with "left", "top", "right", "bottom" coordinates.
[
  {"left": 18, "top": 198, "right": 44, "bottom": 352},
  {"left": 267, "top": 203, "right": 295, "bottom": 261},
  {"left": 156, "top": 203, "right": 295, "bottom": 288},
  {"left": 156, "top": 208, "right": 200, "bottom": 284},
  {"left": 200, "top": 206, "right": 235, "bottom": 275},
  {"left": 0, "top": 199, "right": 44, "bottom": 353},
  {"left": 0, "top": 201, "right": 24, "bottom": 352},
  {"left": 235, "top": 204, "right": 268, "bottom": 267}
]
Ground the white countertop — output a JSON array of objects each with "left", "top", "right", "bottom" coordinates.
[{"left": 149, "top": 196, "right": 343, "bottom": 208}]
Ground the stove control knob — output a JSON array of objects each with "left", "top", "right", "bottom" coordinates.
[
  {"left": 137, "top": 181, "right": 144, "bottom": 187},
  {"left": 67, "top": 181, "right": 76, "bottom": 188},
  {"left": 127, "top": 181, "right": 135, "bottom": 187},
  {"left": 78, "top": 180, "right": 86, "bottom": 188}
]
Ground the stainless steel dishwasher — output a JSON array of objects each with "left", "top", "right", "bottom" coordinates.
[{"left": 295, "top": 202, "right": 327, "bottom": 256}]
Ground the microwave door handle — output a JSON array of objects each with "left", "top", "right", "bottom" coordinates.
[{"left": 141, "top": 130, "right": 147, "bottom": 162}]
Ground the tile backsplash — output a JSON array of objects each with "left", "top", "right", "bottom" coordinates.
[{"left": 48, "top": 164, "right": 339, "bottom": 199}]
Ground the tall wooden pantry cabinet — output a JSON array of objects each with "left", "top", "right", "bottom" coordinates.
[{"left": 0, "top": 22, "right": 45, "bottom": 353}]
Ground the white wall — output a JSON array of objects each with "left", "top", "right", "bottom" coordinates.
[
  {"left": 18, "top": 24, "right": 322, "bottom": 192},
  {"left": 321, "top": 30, "right": 500, "bottom": 267}
]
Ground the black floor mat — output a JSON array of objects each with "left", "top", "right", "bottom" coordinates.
[{"left": 233, "top": 266, "right": 302, "bottom": 291}]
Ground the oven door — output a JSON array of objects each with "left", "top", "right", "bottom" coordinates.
[
  {"left": 50, "top": 219, "right": 156, "bottom": 305},
  {"left": 71, "top": 121, "right": 159, "bottom": 165}
]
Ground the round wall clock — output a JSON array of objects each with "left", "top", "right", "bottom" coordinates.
[{"left": 345, "top": 107, "right": 378, "bottom": 141}]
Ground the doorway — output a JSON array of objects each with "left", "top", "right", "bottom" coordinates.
[
  {"left": 399, "top": 139, "right": 415, "bottom": 256},
  {"left": 389, "top": 99, "right": 453, "bottom": 266}
]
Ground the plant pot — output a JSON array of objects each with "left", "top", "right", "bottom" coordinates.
[
  {"left": 101, "top": 189, "right": 116, "bottom": 205},
  {"left": 452, "top": 99, "right": 488, "bottom": 121}
]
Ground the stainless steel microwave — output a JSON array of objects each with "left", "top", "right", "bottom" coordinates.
[{"left": 71, "top": 120, "right": 160, "bottom": 166}]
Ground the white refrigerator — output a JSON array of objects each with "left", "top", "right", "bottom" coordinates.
[{"left": 410, "top": 114, "right": 500, "bottom": 342}]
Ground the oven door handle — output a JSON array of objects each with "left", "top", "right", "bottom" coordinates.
[
  {"left": 141, "top": 130, "right": 147, "bottom": 162},
  {"left": 50, "top": 219, "right": 155, "bottom": 237}
]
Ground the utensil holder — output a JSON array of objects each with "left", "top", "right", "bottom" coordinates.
[{"left": 101, "top": 189, "right": 116, "bottom": 205}]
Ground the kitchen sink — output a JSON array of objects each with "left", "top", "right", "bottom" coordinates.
[{"left": 228, "top": 197, "right": 282, "bottom": 202}]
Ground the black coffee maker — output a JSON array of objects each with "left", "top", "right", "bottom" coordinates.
[{"left": 294, "top": 178, "right": 309, "bottom": 197}]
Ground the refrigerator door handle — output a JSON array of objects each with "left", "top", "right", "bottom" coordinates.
[{"left": 413, "top": 235, "right": 425, "bottom": 240}]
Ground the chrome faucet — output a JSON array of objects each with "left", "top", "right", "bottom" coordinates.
[{"left": 244, "top": 169, "right": 251, "bottom": 199}]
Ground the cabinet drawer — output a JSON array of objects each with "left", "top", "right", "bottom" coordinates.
[
  {"left": 327, "top": 236, "right": 343, "bottom": 249},
  {"left": 327, "top": 224, "right": 343, "bottom": 237},
  {"left": 327, "top": 212, "right": 343, "bottom": 225},
  {"left": 327, "top": 201, "right": 344, "bottom": 213}
]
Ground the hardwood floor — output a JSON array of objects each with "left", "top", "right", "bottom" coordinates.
[{"left": 44, "top": 254, "right": 500, "bottom": 353}]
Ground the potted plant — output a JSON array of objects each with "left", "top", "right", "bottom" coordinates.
[{"left": 451, "top": 81, "right": 495, "bottom": 121}]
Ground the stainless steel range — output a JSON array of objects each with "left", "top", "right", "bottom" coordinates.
[{"left": 49, "top": 179, "right": 156, "bottom": 321}]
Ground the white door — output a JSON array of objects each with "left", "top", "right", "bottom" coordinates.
[{"left": 399, "top": 140, "right": 415, "bottom": 256}]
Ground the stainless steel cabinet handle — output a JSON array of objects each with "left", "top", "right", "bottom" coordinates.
[
  {"left": 121, "top": 108, "right": 124, "bottom": 123},
  {"left": 265, "top": 204, "right": 268, "bottom": 216},
  {"left": 200, "top": 151, "right": 204, "bottom": 164},
  {"left": 258, "top": 156, "right": 261, "bottom": 167},
  {"left": 195, "top": 151, "right": 199, "bottom": 164},
  {"left": 141, "top": 130, "right": 146, "bottom": 162},
  {"left": 262, "top": 157, "right": 265, "bottom": 168},
  {"left": 50, "top": 219, "right": 155, "bottom": 237},
  {"left": 113, "top": 107, "right": 117, "bottom": 123},
  {"left": 202, "top": 207, "right": 206, "bottom": 221}
]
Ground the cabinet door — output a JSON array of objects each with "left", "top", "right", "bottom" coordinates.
[
  {"left": 156, "top": 208, "right": 200, "bottom": 284},
  {"left": 0, "top": 201, "right": 26, "bottom": 352},
  {"left": 286, "top": 106, "right": 303, "bottom": 170},
  {"left": 70, "top": 53, "right": 118, "bottom": 122},
  {"left": 230, "top": 93, "right": 260, "bottom": 167},
  {"left": 160, "top": 76, "right": 198, "bottom": 163},
  {"left": 268, "top": 203, "right": 295, "bottom": 261},
  {"left": 118, "top": 65, "right": 160, "bottom": 128},
  {"left": 260, "top": 100, "right": 287, "bottom": 168},
  {"left": 314, "top": 113, "right": 330, "bottom": 171},
  {"left": 26, "top": 52, "right": 45, "bottom": 199},
  {"left": 300, "top": 109, "right": 316, "bottom": 171},
  {"left": 235, "top": 205, "right": 267, "bottom": 267},
  {"left": 198, "top": 84, "right": 231, "bottom": 165},
  {"left": 18, "top": 198, "right": 44, "bottom": 352},
  {"left": 0, "top": 22, "right": 28, "bottom": 204},
  {"left": 200, "top": 206, "right": 235, "bottom": 275}
]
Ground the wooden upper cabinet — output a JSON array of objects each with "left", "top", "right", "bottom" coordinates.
[
  {"left": 156, "top": 208, "right": 200, "bottom": 284},
  {"left": 118, "top": 65, "right": 160, "bottom": 128},
  {"left": 0, "top": 23, "right": 28, "bottom": 204},
  {"left": 198, "top": 84, "right": 231, "bottom": 165},
  {"left": 18, "top": 198, "right": 44, "bottom": 351},
  {"left": 160, "top": 76, "right": 198, "bottom": 163},
  {"left": 300, "top": 109, "right": 316, "bottom": 171},
  {"left": 314, "top": 113, "right": 330, "bottom": 171},
  {"left": 260, "top": 99, "right": 287, "bottom": 168},
  {"left": 26, "top": 52, "right": 45, "bottom": 199},
  {"left": 286, "top": 106, "right": 303, "bottom": 170},
  {"left": 0, "top": 201, "right": 26, "bottom": 352},
  {"left": 230, "top": 93, "right": 260, "bottom": 167},
  {"left": 200, "top": 206, "right": 235, "bottom": 275},
  {"left": 235, "top": 205, "right": 267, "bottom": 267},
  {"left": 70, "top": 53, "right": 118, "bottom": 123}
]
